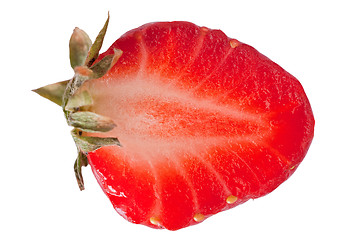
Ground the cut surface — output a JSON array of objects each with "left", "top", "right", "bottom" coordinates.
[{"left": 81, "top": 22, "right": 314, "bottom": 230}]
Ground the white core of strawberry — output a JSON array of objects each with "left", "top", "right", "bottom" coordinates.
[{"left": 81, "top": 73, "right": 270, "bottom": 159}]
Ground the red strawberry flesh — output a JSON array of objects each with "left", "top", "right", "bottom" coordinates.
[{"left": 79, "top": 22, "right": 314, "bottom": 230}]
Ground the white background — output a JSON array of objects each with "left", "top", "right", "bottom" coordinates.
[{"left": 1, "top": 0, "right": 359, "bottom": 239}]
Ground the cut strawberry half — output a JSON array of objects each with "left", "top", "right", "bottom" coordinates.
[{"left": 33, "top": 15, "right": 314, "bottom": 230}]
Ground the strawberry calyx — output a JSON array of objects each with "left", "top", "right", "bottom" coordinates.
[{"left": 33, "top": 14, "right": 121, "bottom": 190}]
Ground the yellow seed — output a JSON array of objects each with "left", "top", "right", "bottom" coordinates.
[
  {"left": 226, "top": 195, "right": 238, "bottom": 204},
  {"left": 193, "top": 213, "right": 205, "bottom": 222},
  {"left": 150, "top": 217, "right": 161, "bottom": 226},
  {"left": 200, "top": 26, "right": 209, "bottom": 33},
  {"left": 229, "top": 39, "right": 240, "bottom": 48}
]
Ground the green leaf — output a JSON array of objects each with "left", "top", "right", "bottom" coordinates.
[
  {"left": 69, "top": 111, "right": 116, "bottom": 132},
  {"left": 32, "top": 80, "right": 70, "bottom": 106},
  {"left": 85, "top": 13, "right": 110, "bottom": 67},
  {"left": 71, "top": 129, "right": 121, "bottom": 153},
  {"left": 74, "top": 151, "right": 88, "bottom": 191},
  {"left": 69, "top": 27, "right": 92, "bottom": 69}
]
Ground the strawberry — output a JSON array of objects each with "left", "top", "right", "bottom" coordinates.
[{"left": 33, "top": 15, "right": 314, "bottom": 230}]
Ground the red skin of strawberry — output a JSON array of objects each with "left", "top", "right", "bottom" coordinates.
[{"left": 82, "top": 22, "right": 314, "bottom": 230}]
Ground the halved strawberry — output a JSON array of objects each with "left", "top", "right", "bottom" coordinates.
[{"left": 34, "top": 16, "right": 314, "bottom": 231}]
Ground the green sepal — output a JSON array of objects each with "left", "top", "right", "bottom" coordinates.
[
  {"left": 69, "top": 28, "right": 92, "bottom": 69},
  {"left": 69, "top": 111, "right": 116, "bottom": 132},
  {"left": 89, "top": 54, "right": 114, "bottom": 78},
  {"left": 85, "top": 13, "right": 110, "bottom": 67},
  {"left": 65, "top": 90, "right": 93, "bottom": 111},
  {"left": 89, "top": 48, "right": 122, "bottom": 79},
  {"left": 71, "top": 129, "right": 121, "bottom": 153},
  {"left": 74, "top": 151, "right": 88, "bottom": 191},
  {"left": 32, "top": 80, "right": 70, "bottom": 106},
  {"left": 62, "top": 72, "right": 91, "bottom": 110}
]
